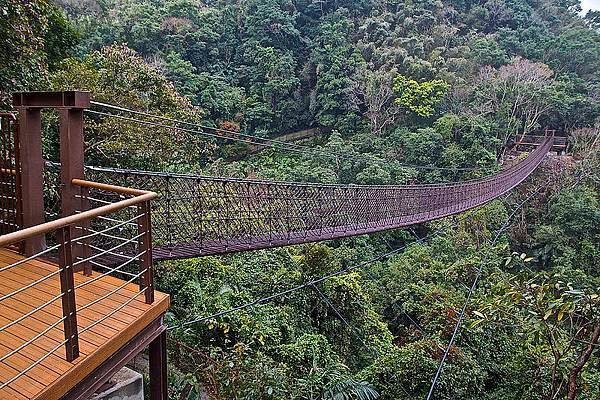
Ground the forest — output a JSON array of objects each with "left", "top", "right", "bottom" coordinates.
[{"left": 0, "top": 0, "right": 599, "bottom": 399}]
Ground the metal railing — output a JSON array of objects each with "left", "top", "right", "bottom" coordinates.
[
  {"left": 0, "top": 179, "right": 157, "bottom": 390},
  {"left": 512, "top": 130, "right": 567, "bottom": 152},
  {"left": 0, "top": 112, "right": 21, "bottom": 238}
]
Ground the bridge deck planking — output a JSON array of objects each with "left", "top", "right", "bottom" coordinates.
[{"left": 0, "top": 249, "right": 169, "bottom": 400}]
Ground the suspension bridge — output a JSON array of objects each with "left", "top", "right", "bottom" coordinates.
[
  {"left": 40, "top": 100, "right": 554, "bottom": 261},
  {"left": 0, "top": 91, "right": 559, "bottom": 400},
  {"left": 84, "top": 136, "right": 550, "bottom": 260}
]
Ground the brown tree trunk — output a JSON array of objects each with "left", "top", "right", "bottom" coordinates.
[{"left": 567, "top": 323, "right": 600, "bottom": 400}]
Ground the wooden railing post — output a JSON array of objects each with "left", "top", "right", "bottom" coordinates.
[
  {"left": 138, "top": 200, "right": 154, "bottom": 304},
  {"left": 56, "top": 225, "right": 80, "bottom": 362}
]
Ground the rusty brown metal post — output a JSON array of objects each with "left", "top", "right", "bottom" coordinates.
[
  {"left": 13, "top": 91, "right": 91, "bottom": 259},
  {"left": 13, "top": 117, "right": 23, "bottom": 253},
  {"left": 138, "top": 200, "right": 154, "bottom": 304},
  {"left": 15, "top": 106, "right": 45, "bottom": 255},
  {"left": 78, "top": 185, "right": 92, "bottom": 276},
  {"left": 56, "top": 225, "right": 80, "bottom": 362},
  {"left": 149, "top": 329, "right": 167, "bottom": 400},
  {"left": 59, "top": 107, "right": 90, "bottom": 274},
  {"left": 59, "top": 108, "right": 85, "bottom": 214}
]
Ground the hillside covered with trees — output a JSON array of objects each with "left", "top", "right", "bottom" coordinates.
[{"left": 0, "top": 0, "right": 599, "bottom": 399}]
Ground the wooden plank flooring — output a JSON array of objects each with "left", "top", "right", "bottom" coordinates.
[{"left": 0, "top": 248, "right": 170, "bottom": 400}]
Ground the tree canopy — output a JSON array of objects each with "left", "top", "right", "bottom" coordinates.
[{"left": 0, "top": 0, "right": 598, "bottom": 398}]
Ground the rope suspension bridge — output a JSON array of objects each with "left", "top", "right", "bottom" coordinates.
[
  {"left": 0, "top": 91, "right": 560, "bottom": 399},
  {"left": 75, "top": 101, "right": 553, "bottom": 261}
]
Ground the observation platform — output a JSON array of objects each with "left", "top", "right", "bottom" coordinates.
[
  {"left": 1, "top": 94, "right": 170, "bottom": 399},
  {"left": 0, "top": 248, "right": 169, "bottom": 400}
]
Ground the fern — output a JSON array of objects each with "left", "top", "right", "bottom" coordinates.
[{"left": 321, "top": 379, "right": 379, "bottom": 400}]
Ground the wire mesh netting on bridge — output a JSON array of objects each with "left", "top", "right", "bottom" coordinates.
[
  {"left": 0, "top": 113, "right": 21, "bottom": 239},
  {"left": 74, "top": 136, "right": 553, "bottom": 260}
]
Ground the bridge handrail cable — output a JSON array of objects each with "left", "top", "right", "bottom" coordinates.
[{"left": 88, "top": 101, "right": 493, "bottom": 172}]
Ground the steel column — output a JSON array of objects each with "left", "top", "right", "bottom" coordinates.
[
  {"left": 138, "top": 200, "right": 154, "bottom": 304},
  {"left": 59, "top": 108, "right": 85, "bottom": 216},
  {"left": 16, "top": 107, "right": 45, "bottom": 255},
  {"left": 56, "top": 225, "right": 80, "bottom": 362},
  {"left": 13, "top": 91, "right": 91, "bottom": 256},
  {"left": 60, "top": 108, "right": 90, "bottom": 273},
  {"left": 149, "top": 329, "right": 168, "bottom": 400}
]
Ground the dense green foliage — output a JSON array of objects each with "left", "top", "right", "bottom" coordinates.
[
  {"left": 51, "top": 45, "right": 212, "bottom": 168},
  {"left": 0, "top": 0, "right": 598, "bottom": 399},
  {"left": 393, "top": 75, "right": 449, "bottom": 117},
  {"left": 0, "top": 0, "right": 77, "bottom": 107},
  {"left": 161, "top": 157, "right": 599, "bottom": 399},
  {"left": 46, "top": 0, "right": 598, "bottom": 175}
]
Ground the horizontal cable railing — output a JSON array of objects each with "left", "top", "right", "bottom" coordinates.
[
  {"left": 0, "top": 178, "right": 157, "bottom": 392},
  {"left": 83, "top": 135, "right": 553, "bottom": 259}
]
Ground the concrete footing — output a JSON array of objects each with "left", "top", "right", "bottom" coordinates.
[{"left": 90, "top": 367, "right": 144, "bottom": 400}]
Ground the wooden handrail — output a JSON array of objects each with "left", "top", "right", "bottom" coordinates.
[
  {"left": 71, "top": 178, "right": 153, "bottom": 197},
  {"left": 0, "top": 179, "right": 158, "bottom": 248}
]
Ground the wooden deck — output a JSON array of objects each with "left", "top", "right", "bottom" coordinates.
[{"left": 0, "top": 248, "right": 170, "bottom": 400}]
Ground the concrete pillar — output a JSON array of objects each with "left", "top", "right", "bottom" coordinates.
[{"left": 91, "top": 367, "right": 144, "bottom": 400}]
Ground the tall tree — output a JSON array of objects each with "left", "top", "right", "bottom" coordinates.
[
  {"left": 51, "top": 45, "right": 211, "bottom": 169},
  {"left": 0, "top": 0, "right": 77, "bottom": 107}
]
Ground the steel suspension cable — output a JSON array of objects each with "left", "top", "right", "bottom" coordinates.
[
  {"left": 424, "top": 174, "right": 553, "bottom": 400},
  {"left": 87, "top": 107, "right": 383, "bottom": 173},
  {"left": 88, "top": 101, "right": 491, "bottom": 172},
  {"left": 85, "top": 109, "right": 318, "bottom": 159},
  {"left": 90, "top": 101, "right": 323, "bottom": 154},
  {"left": 69, "top": 130, "right": 550, "bottom": 260}
]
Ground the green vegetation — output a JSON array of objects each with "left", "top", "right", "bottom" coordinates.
[
  {"left": 0, "top": 0, "right": 77, "bottom": 107},
  {"left": 50, "top": 45, "right": 210, "bottom": 169},
  {"left": 393, "top": 75, "right": 449, "bottom": 118},
  {"left": 0, "top": 0, "right": 598, "bottom": 398}
]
